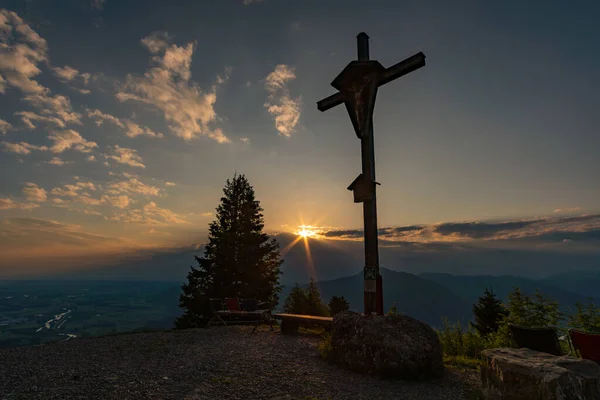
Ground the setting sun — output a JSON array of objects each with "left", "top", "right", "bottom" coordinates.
[{"left": 295, "top": 225, "right": 319, "bottom": 238}]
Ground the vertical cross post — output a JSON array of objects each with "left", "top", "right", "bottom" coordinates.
[
  {"left": 317, "top": 33, "right": 425, "bottom": 317},
  {"left": 356, "top": 33, "right": 381, "bottom": 315}
]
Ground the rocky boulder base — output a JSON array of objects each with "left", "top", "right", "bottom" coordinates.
[
  {"left": 481, "top": 348, "right": 600, "bottom": 400},
  {"left": 330, "top": 311, "right": 443, "bottom": 379}
]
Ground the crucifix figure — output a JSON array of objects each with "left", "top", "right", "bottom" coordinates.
[{"left": 317, "top": 33, "right": 426, "bottom": 316}]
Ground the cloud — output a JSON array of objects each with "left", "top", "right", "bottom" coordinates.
[
  {"left": 1, "top": 141, "right": 47, "bottom": 154},
  {"left": 101, "top": 194, "right": 132, "bottom": 209},
  {"left": 0, "top": 119, "right": 11, "bottom": 134},
  {"left": 46, "top": 157, "right": 70, "bottom": 165},
  {"left": 116, "top": 32, "right": 230, "bottom": 143},
  {"left": 554, "top": 207, "right": 581, "bottom": 213},
  {"left": 23, "top": 93, "right": 82, "bottom": 126},
  {"left": 242, "top": 0, "right": 264, "bottom": 4},
  {"left": 240, "top": 137, "right": 250, "bottom": 144},
  {"left": 22, "top": 182, "right": 47, "bottom": 202},
  {"left": 86, "top": 108, "right": 163, "bottom": 138},
  {"left": 48, "top": 129, "right": 97, "bottom": 153},
  {"left": 105, "top": 145, "right": 145, "bottom": 168},
  {"left": 108, "top": 201, "right": 188, "bottom": 226},
  {"left": 164, "top": 181, "right": 176, "bottom": 187},
  {"left": 87, "top": 155, "right": 96, "bottom": 162},
  {"left": 52, "top": 65, "right": 92, "bottom": 93},
  {"left": 15, "top": 111, "right": 66, "bottom": 129},
  {"left": 320, "top": 214, "right": 600, "bottom": 246},
  {"left": 0, "top": 198, "right": 39, "bottom": 210},
  {"left": 0, "top": 9, "right": 48, "bottom": 94},
  {"left": 107, "top": 178, "right": 161, "bottom": 197},
  {"left": 264, "top": 64, "right": 301, "bottom": 137},
  {"left": 0, "top": 217, "right": 122, "bottom": 249}
]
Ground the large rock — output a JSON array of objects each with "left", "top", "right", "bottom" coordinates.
[
  {"left": 330, "top": 311, "right": 443, "bottom": 379},
  {"left": 481, "top": 348, "right": 600, "bottom": 400}
]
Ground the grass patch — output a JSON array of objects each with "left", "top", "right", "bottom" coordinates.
[
  {"left": 443, "top": 355, "right": 482, "bottom": 370},
  {"left": 317, "top": 332, "right": 335, "bottom": 362}
]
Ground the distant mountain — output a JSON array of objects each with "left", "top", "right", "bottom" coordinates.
[
  {"left": 542, "top": 270, "right": 600, "bottom": 300},
  {"left": 280, "top": 268, "right": 473, "bottom": 328},
  {"left": 419, "top": 273, "right": 600, "bottom": 311}
]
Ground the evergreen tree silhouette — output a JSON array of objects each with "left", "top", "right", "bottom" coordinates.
[
  {"left": 328, "top": 295, "right": 350, "bottom": 316},
  {"left": 175, "top": 173, "right": 283, "bottom": 328},
  {"left": 472, "top": 288, "right": 506, "bottom": 335}
]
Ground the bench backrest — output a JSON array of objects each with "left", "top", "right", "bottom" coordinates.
[
  {"left": 224, "top": 297, "right": 240, "bottom": 311},
  {"left": 509, "top": 324, "right": 563, "bottom": 356},
  {"left": 569, "top": 329, "right": 600, "bottom": 364}
]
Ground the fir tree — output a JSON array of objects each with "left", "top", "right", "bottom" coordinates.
[
  {"left": 283, "top": 283, "right": 309, "bottom": 315},
  {"left": 471, "top": 288, "right": 506, "bottom": 335},
  {"left": 328, "top": 296, "right": 350, "bottom": 316},
  {"left": 306, "top": 277, "right": 329, "bottom": 317},
  {"left": 175, "top": 173, "right": 283, "bottom": 328}
]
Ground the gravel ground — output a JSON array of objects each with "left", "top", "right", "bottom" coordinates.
[{"left": 0, "top": 326, "right": 481, "bottom": 400}]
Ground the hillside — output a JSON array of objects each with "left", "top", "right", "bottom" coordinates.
[{"left": 281, "top": 268, "right": 473, "bottom": 327}]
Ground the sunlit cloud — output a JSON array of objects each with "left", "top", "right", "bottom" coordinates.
[
  {"left": 24, "top": 93, "right": 82, "bottom": 126},
  {"left": 554, "top": 207, "right": 581, "bottom": 213},
  {"left": 105, "top": 145, "right": 145, "bottom": 168},
  {"left": 48, "top": 129, "right": 97, "bottom": 153},
  {"left": 264, "top": 64, "right": 301, "bottom": 137},
  {"left": 321, "top": 214, "right": 600, "bottom": 245},
  {"left": 0, "top": 198, "right": 39, "bottom": 210},
  {"left": 1, "top": 141, "right": 47, "bottom": 154},
  {"left": 108, "top": 201, "right": 189, "bottom": 226},
  {"left": 46, "top": 157, "right": 70, "bottom": 165},
  {"left": 107, "top": 177, "right": 161, "bottom": 196},
  {"left": 116, "top": 31, "right": 230, "bottom": 143},
  {"left": 0, "top": 9, "right": 48, "bottom": 94},
  {"left": 0, "top": 118, "right": 11, "bottom": 134},
  {"left": 22, "top": 182, "right": 47, "bottom": 202},
  {"left": 86, "top": 108, "right": 163, "bottom": 138},
  {"left": 164, "top": 181, "right": 175, "bottom": 187},
  {"left": 15, "top": 111, "right": 66, "bottom": 129}
]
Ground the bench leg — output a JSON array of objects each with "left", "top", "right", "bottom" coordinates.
[
  {"left": 208, "top": 313, "right": 227, "bottom": 327},
  {"left": 280, "top": 319, "right": 299, "bottom": 335}
]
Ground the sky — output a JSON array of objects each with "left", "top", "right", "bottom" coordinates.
[{"left": 0, "top": 0, "right": 599, "bottom": 276}]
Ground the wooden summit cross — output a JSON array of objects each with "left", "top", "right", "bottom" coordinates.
[{"left": 317, "top": 32, "right": 426, "bottom": 316}]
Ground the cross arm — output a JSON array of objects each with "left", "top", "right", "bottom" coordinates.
[{"left": 316, "top": 52, "right": 426, "bottom": 112}]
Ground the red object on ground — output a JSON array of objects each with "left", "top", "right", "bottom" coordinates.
[
  {"left": 224, "top": 297, "right": 240, "bottom": 311},
  {"left": 569, "top": 329, "right": 600, "bottom": 364}
]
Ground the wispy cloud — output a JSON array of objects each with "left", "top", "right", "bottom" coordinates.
[
  {"left": 264, "top": 64, "right": 301, "bottom": 137},
  {"left": 52, "top": 65, "right": 92, "bottom": 94},
  {"left": 105, "top": 145, "right": 145, "bottom": 168},
  {"left": 107, "top": 177, "right": 161, "bottom": 197},
  {"left": 86, "top": 108, "right": 163, "bottom": 138},
  {"left": 242, "top": 0, "right": 264, "bottom": 5},
  {"left": 1, "top": 141, "right": 47, "bottom": 154},
  {"left": 0, "top": 198, "right": 39, "bottom": 210},
  {"left": 24, "top": 93, "right": 82, "bottom": 127},
  {"left": 116, "top": 31, "right": 230, "bottom": 143},
  {"left": 108, "top": 201, "right": 188, "bottom": 226},
  {"left": 554, "top": 207, "right": 581, "bottom": 213},
  {"left": 322, "top": 214, "right": 600, "bottom": 246}
]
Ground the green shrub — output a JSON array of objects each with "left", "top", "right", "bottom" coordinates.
[{"left": 318, "top": 333, "right": 335, "bottom": 362}]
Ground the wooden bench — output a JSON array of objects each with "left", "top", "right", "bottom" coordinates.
[{"left": 272, "top": 313, "right": 333, "bottom": 335}]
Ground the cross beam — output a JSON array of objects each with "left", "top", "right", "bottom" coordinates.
[
  {"left": 316, "top": 32, "right": 425, "bottom": 316},
  {"left": 317, "top": 53, "right": 425, "bottom": 112}
]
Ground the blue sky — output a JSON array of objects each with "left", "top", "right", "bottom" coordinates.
[{"left": 0, "top": 0, "right": 599, "bottom": 275}]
